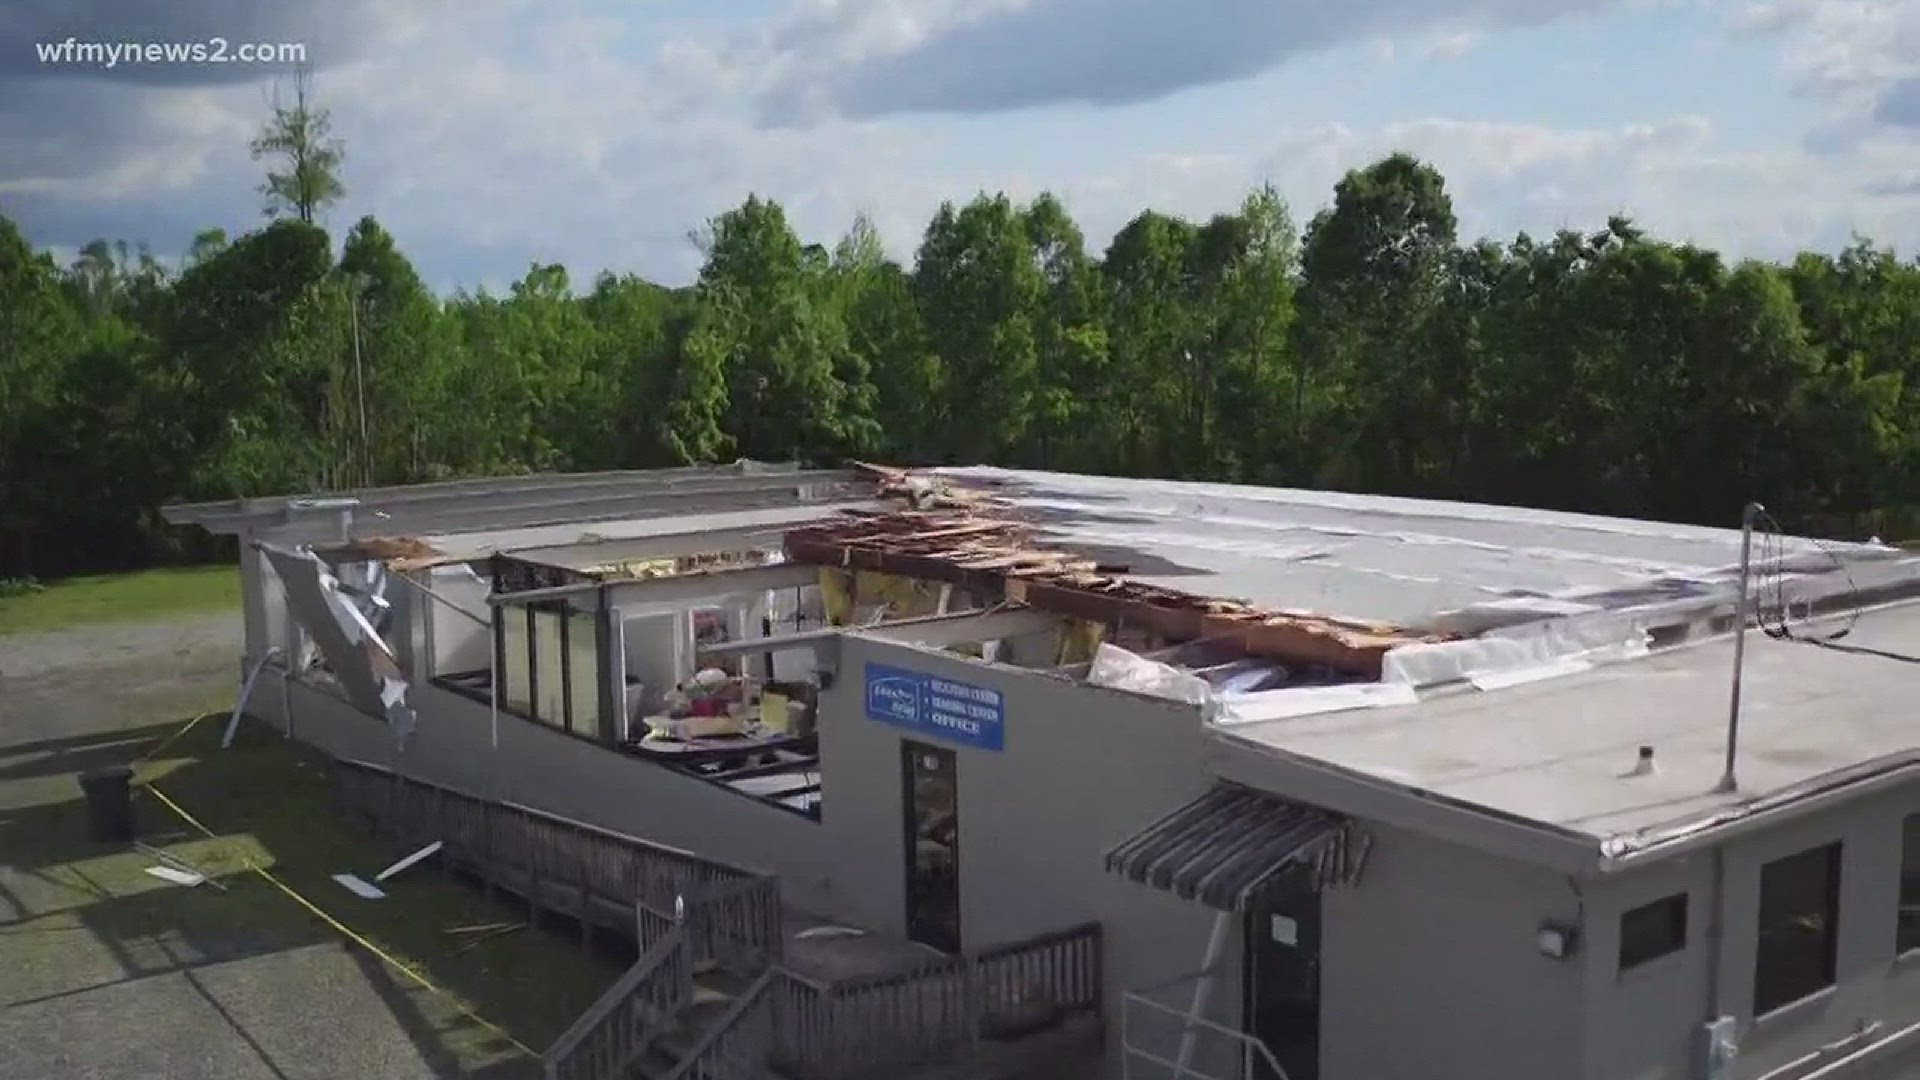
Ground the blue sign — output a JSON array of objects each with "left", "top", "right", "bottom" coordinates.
[{"left": 864, "top": 663, "right": 1005, "bottom": 751}]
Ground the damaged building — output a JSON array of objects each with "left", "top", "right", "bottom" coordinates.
[{"left": 163, "top": 461, "right": 1920, "bottom": 1080}]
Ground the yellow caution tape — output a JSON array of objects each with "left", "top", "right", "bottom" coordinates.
[
  {"left": 139, "top": 775, "right": 538, "bottom": 1060},
  {"left": 134, "top": 710, "right": 218, "bottom": 766}
]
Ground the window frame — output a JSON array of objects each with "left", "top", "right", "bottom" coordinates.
[
  {"left": 1618, "top": 892, "right": 1690, "bottom": 972},
  {"left": 1752, "top": 841, "right": 1844, "bottom": 1018}
]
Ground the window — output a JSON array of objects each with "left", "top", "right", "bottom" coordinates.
[
  {"left": 567, "top": 610, "right": 604, "bottom": 738},
  {"left": 532, "top": 608, "right": 568, "bottom": 727},
  {"left": 491, "top": 598, "right": 610, "bottom": 738},
  {"left": 501, "top": 606, "right": 533, "bottom": 716},
  {"left": 1754, "top": 842, "right": 1842, "bottom": 1015},
  {"left": 1900, "top": 815, "right": 1919, "bottom": 957},
  {"left": 1620, "top": 893, "right": 1689, "bottom": 970}
]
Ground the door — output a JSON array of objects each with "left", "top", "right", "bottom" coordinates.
[
  {"left": 902, "top": 740, "right": 961, "bottom": 953},
  {"left": 1245, "top": 883, "right": 1322, "bottom": 1080}
]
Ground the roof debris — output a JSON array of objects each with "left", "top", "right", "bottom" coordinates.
[
  {"left": 785, "top": 485, "right": 1446, "bottom": 677},
  {"left": 314, "top": 535, "right": 445, "bottom": 571}
]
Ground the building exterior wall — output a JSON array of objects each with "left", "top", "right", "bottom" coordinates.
[
  {"left": 818, "top": 638, "right": 1243, "bottom": 1074},
  {"left": 265, "top": 678, "right": 839, "bottom": 913},
  {"left": 1316, "top": 822, "right": 1589, "bottom": 1080},
  {"left": 235, "top": 554, "right": 1920, "bottom": 1080},
  {"left": 238, "top": 538, "right": 287, "bottom": 668},
  {"left": 1581, "top": 781, "right": 1920, "bottom": 1080}
]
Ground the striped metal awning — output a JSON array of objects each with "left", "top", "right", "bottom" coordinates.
[{"left": 1104, "top": 784, "right": 1370, "bottom": 912}]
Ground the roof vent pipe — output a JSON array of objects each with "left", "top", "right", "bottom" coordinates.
[
  {"left": 1714, "top": 502, "right": 1764, "bottom": 794},
  {"left": 1624, "top": 746, "right": 1656, "bottom": 778}
]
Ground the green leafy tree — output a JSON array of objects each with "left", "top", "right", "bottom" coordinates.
[
  {"left": 1297, "top": 153, "right": 1460, "bottom": 490},
  {"left": 1198, "top": 185, "right": 1299, "bottom": 482},
  {"left": 0, "top": 216, "right": 86, "bottom": 569},
  {"left": 915, "top": 194, "right": 1046, "bottom": 462},
  {"left": 655, "top": 305, "right": 737, "bottom": 465},
  {"left": 830, "top": 219, "right": 938, "bottom": 461},
  {"left": 1102, "top": 209, "right": 1199, "bottom": 475},
  {"left": 694, "top": 196, "right": 872, "bottom": 462},
  {"left": 250, "top": 69, "right": 346, "bottom": 224},
  {"left": 1020, "top": 193, "right": 1107, "bottom": 470}
]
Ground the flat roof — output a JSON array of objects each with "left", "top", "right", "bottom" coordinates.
[
  {"left": 1214, "top": 599, "right": 1920, "bottom": 848},
  {"left": 933, "top": 467, "right": 1901, "bottom": 631},
  {"left": 163, "top": 462, "right": 874, "bottom": 541},
  {"left": 414, "top": 501, "right": 883, "bottom": 569}
]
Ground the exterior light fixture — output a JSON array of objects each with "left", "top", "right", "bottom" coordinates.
[{"left": 1536, "top": 921, "right": 1579, "bottom": 960}]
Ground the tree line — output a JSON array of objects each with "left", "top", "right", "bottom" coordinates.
[{"left": 3, "top": 151, "right": 1917, "bottom": 575}]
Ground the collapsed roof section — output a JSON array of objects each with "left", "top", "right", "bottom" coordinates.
[
  {"left": 260, "top": 544, "right": 418, "bottom": 737},
  {"left": 783, "top": 495, "right": 1441, "bottom": 679}
]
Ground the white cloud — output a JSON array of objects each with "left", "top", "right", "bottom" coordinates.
[
  {"left": 1012, "top": 117, "right": 1920, "bottom": 263},
  {"left": 7, "top": 0, "right": 1920, "bottom": 293},
  {"left": 1739, "top": 0, "right": 1920, "bottom": 141}
]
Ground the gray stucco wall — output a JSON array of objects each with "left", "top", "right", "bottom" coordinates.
[
  {"left": 1316, "top": 822, "right": 1589, "bottom": 1080},
  {"left": 263, "top": 678, "right": 839, "bottom": 913},
  {"left": 236, "top": 554, "right": 1920, "bottom": 1080},
  {"left": 1582, "top": 781, "right": 1920, "bottom": 1080},
  {"left": 818, "top": 637, "right": 1243, "bottom": 1073}
]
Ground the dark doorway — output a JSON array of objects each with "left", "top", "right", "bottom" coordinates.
[
  {"left": 1244, "top": 882, "right": 1322, "bottom": 1080},
  {"left": 902, "top": 740, "right": 961, "bottom": 953}
]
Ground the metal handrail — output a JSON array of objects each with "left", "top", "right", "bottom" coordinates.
[{"left": 1121, "top": 976, "right": 1290, "bottom": 1080}]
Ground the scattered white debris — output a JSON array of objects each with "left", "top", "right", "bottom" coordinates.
[
  {"left": 334, "top": 839, "right": 445, "bottom": 900},
  {"left": 795, "top": 925, "right": 868, "bottom": 940},
  {"left": 1088, "top": 643, "right": 1213, "bottom": 706},
  {"left": 134, "top": 841, "right": 226, "bottom": 891},
  {"left": 375, "top": 840, "right": 443, "bottom": 883},
  {"left": 332, "top": 873, "right": 386, "bottom": 900},
  {"left": 145, "top": 866, "right": 207, "bottom": 887}
]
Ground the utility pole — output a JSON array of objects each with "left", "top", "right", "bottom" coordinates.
[
  {"left": 346, "top": 273, "right": 371, "bottom": 488},
  {"left": 1716, "top": 502, "right": 1764, "bottom": 794}
]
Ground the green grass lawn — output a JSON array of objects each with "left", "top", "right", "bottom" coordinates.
[{"left": 0, "top": 565, "right": 241, "bottom": 636}]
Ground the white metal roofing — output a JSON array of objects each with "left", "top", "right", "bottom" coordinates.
[
  {"left": 934, "top": 466, "right": 1903, "bottom": 631},
  {"left": 162, "top": 463, "right": 869, "bottom": 543},
  {"left": 1213, "top": 599, "right": 1920, "bottom": 848},
  {"left": 416, "top": 501, "right": 883, "bottom": 567}
]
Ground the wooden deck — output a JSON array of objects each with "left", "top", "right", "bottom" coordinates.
[{"left": 328, "top": 758, "right": 1103, "bottom": 1080}]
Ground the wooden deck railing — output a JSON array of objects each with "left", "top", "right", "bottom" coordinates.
[
  {"left": 330, "top": 759, "right": 781, "bottom": 962},
  {"left": 764, "top": 921, "right": 1103, "bottom": 1080},
  {"left": 544, "top": 927, "right": 695, "bottom": 1080},
  {"left": 329, "top": 759, "right": 1101, "bottom": 1080},
  {"left": 663, "top": 968, "right": 778, "bottom": 1080}
]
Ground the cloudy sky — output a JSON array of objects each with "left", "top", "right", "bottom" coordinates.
[{"left": 4, "top": 0, "right": 1919, "bottom": 291}]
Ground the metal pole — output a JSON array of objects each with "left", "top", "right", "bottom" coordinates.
[
  {"left": 386, "top": 572, "right": 491, "bottom": 628},
  {"left": 1174, "top": 911, "right": 1233, "bottom": 1079},
  {"left": 1716, "top": 502, "right": 1763, "bottom": 794},
  {"left": 349, "top": 289, "right": 369, "bottom": 487},
  {"left": 223, "top": 647, "right": 284, "bottom": 749},
  {"left": 280, "top": 666, "right": 295, "bottom": 742}
]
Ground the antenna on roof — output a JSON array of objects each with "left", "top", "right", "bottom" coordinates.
[{"left": 1715, "top": 502, "right": 1764, "bottom": 795}]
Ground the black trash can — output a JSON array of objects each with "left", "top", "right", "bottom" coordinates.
[{"left": 79, "top": 765, "right": 135, "bottom": 842}]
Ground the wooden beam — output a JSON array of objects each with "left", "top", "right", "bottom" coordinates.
[{"left": 860, "top": 607, "right": 1058, "bottom": 648}]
